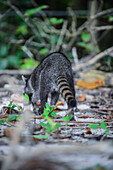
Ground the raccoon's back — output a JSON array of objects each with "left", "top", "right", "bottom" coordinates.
[{"left": 41, "top": 52, "right": 71, "bottom": 69}]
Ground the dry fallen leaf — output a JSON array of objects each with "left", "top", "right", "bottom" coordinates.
[
  {"left": 11, "top": 94, "right": 25, "bottom": 103},
  {"left": 54, "top": 102, "right": 64, "bottom": 111},
  {"left": 4, "top": 127, "right": 15, "bottom": 138},
  {"left": 77, "top": 94, "right": 86, "bottom": 102},
  {"left": 77, "top": 78, "right": 105, "bottom": 89},
  {"left": 85, "top": 127, "right": 92, "bottom": 134}
]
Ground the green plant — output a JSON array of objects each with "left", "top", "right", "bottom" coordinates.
[
  {"left": 63, "top": 113, "right": 73, "bottom": 126},
  {"left": 77, "top": 31, "right": 95, "bottom": 51},
  {"left": 89, "top": 121, "right": 109, "bottom": 134},
  {"left": 25, "top": 5, "right": 48, "bottom": 17},
  {"left": 40, "top": 103, "right": 61, "bottom": 133},
  {"left": 0, "top": 101, "right": 22, "bottom": 125},
  {"left": 8, "top": 101, "right": 22, "bottom": 111},
  {"left": 20, "top": 58, "right": 39, "bottom": 69}
]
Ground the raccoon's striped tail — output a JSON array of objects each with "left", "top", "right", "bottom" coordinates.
[{"left": 57, "top": 75, "right": 76, "bottom": 108}]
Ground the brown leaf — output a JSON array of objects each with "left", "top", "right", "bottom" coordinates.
[
  {"left": 54, "top": 102, "right": 64, "bottom": 111},
  {"left": 77, "top": 78, "right": 105, "bottom": 89},
  {"left": 4, "top": 127, "right": 15, "bottom": 138},
  {"left": 106, "top": 113, "right": 113, "bottom": 120},
  {"left": 77, "top": 94, "right": 86, "bottom": 102},
  {"left": 85, "top": 127, "right": 92, "bottom": 134}
]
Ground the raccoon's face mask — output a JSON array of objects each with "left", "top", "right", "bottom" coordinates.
[{"left": 22, "top": 75, "right": 32, "bottom": 103}]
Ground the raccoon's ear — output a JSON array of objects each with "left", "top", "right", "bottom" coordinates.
[{"left": 22, "top": 75, "right": 27, "bottom": 84}]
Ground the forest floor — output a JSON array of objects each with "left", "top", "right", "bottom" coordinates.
[{"left": 0, "top": 69, "right": 113, "bottom": 170}]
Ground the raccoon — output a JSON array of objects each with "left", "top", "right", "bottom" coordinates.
[{"left": 22, "top": 52, "right": 77, "bottom": 117}]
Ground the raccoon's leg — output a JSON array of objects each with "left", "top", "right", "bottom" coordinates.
[
  {"left": 39, "top": 94, "right": 48, "bottom": 114},
  {"left": 31, "top": 92, "right": 40, "bottom": 114},
  {"left": 50, "top": 91, "right": 59, "bottom": 106}
]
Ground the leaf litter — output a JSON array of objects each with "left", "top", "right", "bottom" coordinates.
[{"left": 0, "top": 73, "right": 113, "bottom": 169}]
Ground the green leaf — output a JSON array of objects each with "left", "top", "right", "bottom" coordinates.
[
  {"left": 108, "top": 16, "right": 113, "bottom": 22},
  {"left": 50, "top": 17, "right": 64, "bottom": 25},
  {"left": 0, "top": 119, "right": 5, "bottom": 125},
  {"left": 50, "top": 106, "right": 55, "bottom": 112},
  {"left": 7, "top": 55, "right": 20, "bottom": 67},
  {"left": 51, "top": 112, "right": 57, "bottom": 117},
  {"left": 104, "top": 129, "right": 109, "bottom": 134},
  {"left": 88, "top": 123, "right": 99, "bottom": 129},
  {"left": 8, "top": 101, "right": 13, "bottom": 107},
  {"left": 20, "top": 58, "right": 38, "bottom": 69},
  {"left": 63, "top": 116, "right": 69, "bottom": 122},
  {"left": 16, "top": 25, "right": 28, "bottom": 35},
  {"left": 0, "top": 45, "right": 8, "bottom": 57},
  {"left": 7, "top": 114, "right": 16, "bottom": 121},
  {"left": 81, "top": 31, "right": 90, "bottom": 42},
  {"left": 34, "top": 134, "right": 49, "bottom": 139},
  {"left": 25, "top": 5, "right": 48, "bottom": 17},
  {"left": 44, "top": 108, "right": 49, "bottom": 116},
  {"left": 63, "top": 114, "right": 73, "bottom": 122},
  {"left": 16, "top": 115, "right": 21, "bottom": 120},
  {"left": 0, "top": 59, "right": 8, "bottom": 69},
  {"left": 39, "top": 48, "right": 49, "bottom": 55},
  {"left": 11, "top": 105, "right": 17, "bottom": 109},
  {"left": 77, "top": 42, "right": 87, "bottom": 47},
  {"left": 46, "top": 103, "right": 50, "bottom": 111},
  {"left": 100, "top": 121, "right": 107, "bottom": 129},
  {"left": 44, "top": 116, "right": 49, "bottom": 119},
  {"left": 40, "top": 122, "right": 46, "bottom": 126},
  {"left": 17, "top": 106, "right": 21, "bottom": 110},
  {"left": 67, "top": 114, "right": 73, "bottom": 121},
  {"left": 86, "top": 44, "right": 95, "bottom": 51},
  {"left": 24, "top": 93, "right": 29, "bottom": 103},
  {"left": 56, "top": 123, "right": 61, "bottom": 128}
]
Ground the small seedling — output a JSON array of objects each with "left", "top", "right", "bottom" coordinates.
[
  {"left": 89, "top": 121, "right": 109, "bottom": 134},
  {"left": 0, "top": 120, "right": 5, "bottom": 125},
  {"left": 63, "top": 114, "right": 73, "bottom": 126},
  {"left": 8, "top": 101, "right": 17, "bottom": 109},
  {"left": 8, "top": 101, "right": 23, "bottom": 111},
  {"left": 40, "top": 103, "right": 61, "bottom": 133}
]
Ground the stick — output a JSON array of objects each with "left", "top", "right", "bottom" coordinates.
[{"left": 74, "top": 46, "right": 113, "bottom": 71}]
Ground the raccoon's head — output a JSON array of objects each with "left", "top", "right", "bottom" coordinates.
[{"left": 22, "top": 75, "right": 33, "bottom": 102}]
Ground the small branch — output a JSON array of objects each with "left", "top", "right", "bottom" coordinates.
[
  {"left": 0, "top": 69, "right": 32, "bottom": 76},
  {"left": 92, "top": 25, "right": 113, "bottom": 31},
  {"left": 55, "top": 20, "right": 68, "bottom": 51},
  {"left": 0, "top": 9, "right": 11, "bottom": 21},
  {"left": 74, "top": 46, "right": 113, "bottom": 71},
  {"left": 91, "top": 8, "right": 113, "bottom": 20},
  {"left": 72, "top": 47, "right": 79, "bottom": 66},
  {"left": 6, "top": 0, "right": 40, "bottom": 38}
]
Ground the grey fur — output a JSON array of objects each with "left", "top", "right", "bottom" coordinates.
[{"left": 22, "top": 52, "right": 77, "bottom": 115}]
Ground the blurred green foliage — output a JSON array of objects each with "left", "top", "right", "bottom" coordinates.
[{"left": 0, "top": 1, "right": 113, "bottom": 71}]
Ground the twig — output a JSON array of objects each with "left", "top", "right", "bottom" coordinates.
[
  {"left": 72, "top": 47, "right": 79, "bottom": 66},
  {"left": 92, "top": 25, "right": 113, "bottom": 31},
  {"left": 6, "top": 0, "right": 40, "bottom": 39},
  {"left": 55, "top": 20, "right": 68, "bottom": 51},
  {"left": 91, "top": 8, "right": 113, "bottom": 20},
  {"left": 0, "top": 69, "right": 32, "bottom": 76},
  {"left": 74, "top": 46, "right": 113, "bottom": 71},
  {"left": 0, "top": 9, "right": 11, "bottom": 21}
]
